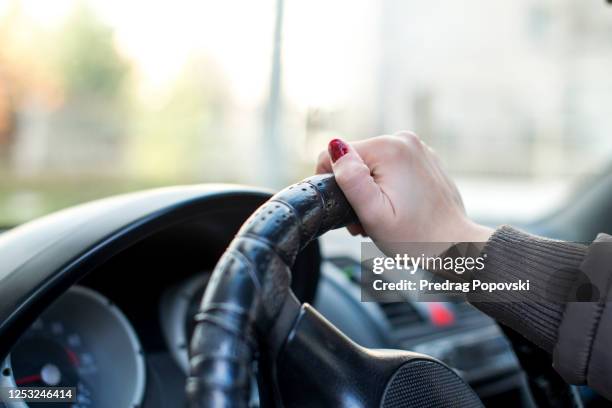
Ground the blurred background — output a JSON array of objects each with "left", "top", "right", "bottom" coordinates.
[{"left": 1, "top": 0, "right": 611, "bottom": 226}]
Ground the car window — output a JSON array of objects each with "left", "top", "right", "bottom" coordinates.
[{"left": 1, "top": 0, "right": 611, "bottom": 225}]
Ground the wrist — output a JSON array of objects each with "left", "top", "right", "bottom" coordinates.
[
  {"left": 463, "top": 221, "right": 494, "bottom": 243},
  {"left": 429, "top": 217, "right": 493, "bottom": 244}
]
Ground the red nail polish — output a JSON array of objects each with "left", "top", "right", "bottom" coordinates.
[{"left": 328, "top": 139, "right": 349, "bottom": 163}]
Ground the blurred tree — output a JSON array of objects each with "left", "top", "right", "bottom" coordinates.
[
  {"left": 39, "top": 2, "right": 135, "bottom": 176},
  {"left": 55, "top": 2, "right": 129, "bottom": 102},
  {"left": 127, "top": 55, "right": 230, "bottom": 181},
  {"left": 0, "top": 1, "right": 62, "bottom": 170}
]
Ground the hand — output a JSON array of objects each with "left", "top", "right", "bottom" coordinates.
[{"left": 315, "top": 132, "right": 493, "bottom": 245}]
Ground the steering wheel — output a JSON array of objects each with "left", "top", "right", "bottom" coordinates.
[{"left": 186, "top": 174, "right": 483, "bottom": 407}]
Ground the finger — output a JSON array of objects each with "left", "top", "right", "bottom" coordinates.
[
  {"left": 315, "top": 149, "right": 333, "bottom": 174},
  {"left": 347, "top": 223, "right": 367, "bottom": 236},
  {"left": 317, "top": 142, "right": 367, "bottom": 236},
  {"left": 328, "top": 138, "right": 390, "bottom": 226}
]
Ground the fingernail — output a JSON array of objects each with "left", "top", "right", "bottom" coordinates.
[{"left": 328, "top": 138, "right": 349, "bottom": 163}]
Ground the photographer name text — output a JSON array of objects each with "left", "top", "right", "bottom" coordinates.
[{"left": 372, "top": 279, "right": 531, "bottom": 293}]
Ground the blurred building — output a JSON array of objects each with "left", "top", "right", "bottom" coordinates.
[
  {"left": 296, "top": 0, "right": 612, "bottom": 179},
  {"left": 372, "top": 0, "right": 612, "bottom": 178}
]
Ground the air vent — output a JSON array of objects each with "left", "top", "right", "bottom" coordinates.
[{"left": 379, "top": 302, "right": 425, "bottom": 329}]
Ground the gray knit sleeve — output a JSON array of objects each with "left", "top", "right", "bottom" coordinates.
[{"left": 466, "top": 225, "right": 587, "bottom": 353}]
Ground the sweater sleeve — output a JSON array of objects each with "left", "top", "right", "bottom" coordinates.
[
  {"left": 464, "top": 226, "right": 612, "bottom": 400},
  {"left": 466, "top": 225, "right": 587, "bottom": 353}
]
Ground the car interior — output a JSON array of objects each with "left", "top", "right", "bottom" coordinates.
[
  {"left": 2, "top": 1, "right": 612, "bottom": 407},
  {"left": 1, "top": 170, "right": 612, "bottom": 407}
]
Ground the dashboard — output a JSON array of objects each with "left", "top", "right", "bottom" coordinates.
[
  {"left": 1, "top": 287, "right": 145, "bottom": 407},
  {"left": 1, "top": 250, "right": 523, "bottom": 407},
  {"left": 0, "top": 185, "right": 527, "bottom": 407}
]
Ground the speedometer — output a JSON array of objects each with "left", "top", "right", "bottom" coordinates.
[{"left": 1, "top": 286, "right": 145, "bottom": 408}]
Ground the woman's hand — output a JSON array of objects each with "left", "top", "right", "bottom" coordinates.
[{"left": 315, "top": 132, "right": 493, "bottom": 244}]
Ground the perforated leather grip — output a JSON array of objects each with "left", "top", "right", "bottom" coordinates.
[{"left": 186, "top": 174, "right": 356, "bottom": 407}]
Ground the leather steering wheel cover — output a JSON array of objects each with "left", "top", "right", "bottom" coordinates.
[{"left": 186, "top": 174, "right": 356, "bottom": 407}]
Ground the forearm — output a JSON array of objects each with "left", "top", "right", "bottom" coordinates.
[
  {"left": 466, "top": 226, "right": 587, "bottom": 353},
  {"left": 465, "top": 226, "right": 612, "bottom": 399}
]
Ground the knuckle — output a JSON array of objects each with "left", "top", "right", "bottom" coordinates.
[
  {"left": 369, "top": 132, "right": 423, "bottom": 160},
  {"left": 380, "top": 135, "right": 417, "bottom": 159},
  {"left": 395, "top": 130, "right": 420, "bottom": 143},
  {"left": 428, "top": 145, "right": 440, "bottom": 159}
]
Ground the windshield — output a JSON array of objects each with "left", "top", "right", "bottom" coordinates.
[{"left": 1, "top": 0, "right": 611, "bottom": 225}]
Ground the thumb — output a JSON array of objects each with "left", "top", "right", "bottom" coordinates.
[{"left": 328, "top": 139, "right": 385, "bottom": 226}]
